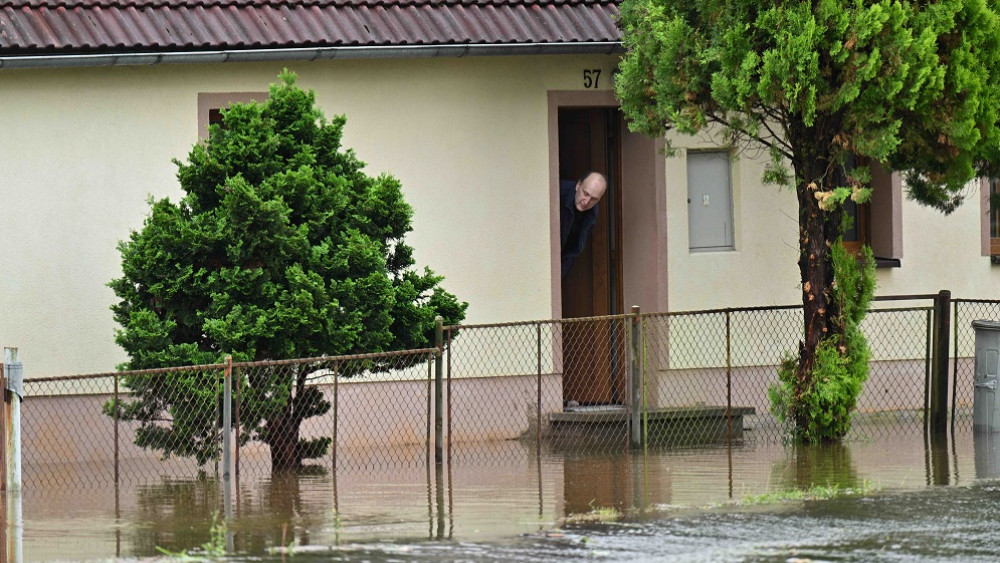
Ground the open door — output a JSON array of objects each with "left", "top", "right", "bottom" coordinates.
[{"left": 559, "top": 107, "right": 625, "bottom": 406}]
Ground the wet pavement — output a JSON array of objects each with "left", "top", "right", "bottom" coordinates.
[{"left": 9, "top": 425, "right": 1000, "bottom": 561}]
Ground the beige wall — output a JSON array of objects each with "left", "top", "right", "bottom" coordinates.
[
  {"left": 2, "top": 54, "right": 997, "bottom": 378},
  {"left": 664, "top": 132, "right": 798, "bottom": 310},
  {"left": 663, "top": 130, "right": 1000, "bottom": 311},
  {"left": 0, "top": 55, "right": 618, "bottom": 377}
]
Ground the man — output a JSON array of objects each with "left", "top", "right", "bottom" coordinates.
[{"left": 560, "top": 172, "right": 608, "bottom": 277}]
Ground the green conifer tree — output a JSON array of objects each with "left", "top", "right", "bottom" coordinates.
[
  {"left": 106, "top": 71, "right": 466, "bottom": 470},
  {"left": 616, "top": 0, "right": 1000, "bottom": 440}
]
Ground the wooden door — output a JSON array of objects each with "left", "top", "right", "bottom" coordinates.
[{"left": 559, "top": 108, "right": 625, "bottom": 405}]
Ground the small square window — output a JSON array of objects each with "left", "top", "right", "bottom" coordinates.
[
  {"left": 208, "top": 108, "right": 224, "bottom": 128},
  {"left": 197, "top": 92, "right": 268, "bottom": 140}
]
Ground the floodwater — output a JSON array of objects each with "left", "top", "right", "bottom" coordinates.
[{"left": 9, "top": 425, "right": 1000, "bottom": 562}]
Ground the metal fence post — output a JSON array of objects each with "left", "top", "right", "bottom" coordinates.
[
  {"left": 0, "top": 358, "right": 5, "bottom": 492},
  {"left": 925, "top": 309, "right": 932, "bottom": 429},
  {"left": 114, "top": 371, "right": 119, "bottom": 487},
  {"left": 930, "top": 290, "right": 952, "bottom": 434},
  {"left": 951, "top": 302, "right": 960, "bottom": 432},
  {"left": 223, "top": 356, "right": 233, "bottom": 521},
  {"left": 630, "top": 306, "right": 641, "bottom": 449},
  {"left": 426, "top": 354, "right": 432, "bottom": 469},
  {"left": 446, "top": 330, "right": 453, "bottom": 469},
  {"left": 536, "top": 323, "right": 542, "bottom": 452},
  {"left": 2, "top": 351, "right": 26, "bottom": 562},
  {"left": 234, "top": 365, "right": 242, "bottom": 485},
  {"left": 4, "top": 347, "right": 22, "bottom": 493},
  {"left": 434, "top": 316, "right": 444, "bottom": 464}
]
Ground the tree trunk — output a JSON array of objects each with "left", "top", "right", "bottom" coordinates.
[
  {"left": 267, "top": 367, "right": 309, "bottom": 472},
  {"left": 792, "top": 141, "right": 845, "bottom": 434},
  {"left": 268, "top": 413, "right": 302, "bottom": 472}
]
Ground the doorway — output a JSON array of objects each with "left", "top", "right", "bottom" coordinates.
[{"left": 558, "top": 107, "right": 626, "bottom": 405}]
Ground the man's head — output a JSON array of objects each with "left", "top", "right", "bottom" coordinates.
[{"left": 574, "top": 172, "right": 607, "bottom": 212}]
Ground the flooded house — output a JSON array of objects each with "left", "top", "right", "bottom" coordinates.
[{"left": 0, "top": 0, "right": 997, "bottom": 385}]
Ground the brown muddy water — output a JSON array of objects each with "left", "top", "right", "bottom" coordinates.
[{"left": 9, "top": 425, "right": 1000, "bottom": 562}]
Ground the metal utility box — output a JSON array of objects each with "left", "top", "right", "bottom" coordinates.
[{"left": 972, "top": 320, "right": 1000, "bottom": 433}]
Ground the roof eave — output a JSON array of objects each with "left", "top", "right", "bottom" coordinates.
[{"left": 0, "top": 42, "right": 624, "bottom": 69}]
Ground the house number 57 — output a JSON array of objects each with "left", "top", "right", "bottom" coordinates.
[{"left": 583, "top": 69, "right": 602, "bottom": 89}]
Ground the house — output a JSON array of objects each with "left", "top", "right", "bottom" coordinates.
[{"left": 1, "top": 0, "right": 997, "bottom": 379}]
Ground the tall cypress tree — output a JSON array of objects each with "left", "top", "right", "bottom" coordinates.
[{"left": 617, "top": 0, "right": 1000, "bottom": 441}]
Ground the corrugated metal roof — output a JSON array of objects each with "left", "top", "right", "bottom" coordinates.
[{"left": 0, "top": 0, "right": 620, "bottom": 55}]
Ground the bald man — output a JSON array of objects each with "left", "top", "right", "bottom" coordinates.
[{"left": 560, "top": 172, "right": 607, "bottom": 277}]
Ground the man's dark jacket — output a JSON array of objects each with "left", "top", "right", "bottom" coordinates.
[{"left": 560, "top": 179, "right": 599, "bottom": 277}]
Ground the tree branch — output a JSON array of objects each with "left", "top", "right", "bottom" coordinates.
[
  {"left": 706, "top": 111, "right": 794, "bottom": 161},
  {"left": 754, "top": 106, "right": 794, "bottom": 154}
]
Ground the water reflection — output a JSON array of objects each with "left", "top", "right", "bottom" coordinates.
[
  {"left": 974, "top": 431, "right": 1000, "bottom": 480},
  {"left": 769, "top": 443, "right": 860, "bottom": 491},
  {"left": 232, "top": 472, "right": 330, "bottom": 553},
  {"left": 123, "top": 471, "right": 337, "bottom": 557},
  {"left": 563, "top": 452, "right": 645, "bottom": 513},
  {"left": 131, "top": 477, "right": 224, "bottom": 555},
  {"left": 15, "top": 425, "right": 997, "bottom": 560},
  {"left": 926, "top": 430, "right": 953, "bottom": 485}
]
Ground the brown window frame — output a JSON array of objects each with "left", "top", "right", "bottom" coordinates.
[
  {"left": 197, "top": 92, "right": 269, "bottom": 140},
  {"left": 841, "top": 199, "right": 871, "bottom": 257},
  {"left": 990, "top": 178, "right": 1000, "bottom": 256},
  {"left": 839, "top": 159, "right": 902, "bottom": 267}
]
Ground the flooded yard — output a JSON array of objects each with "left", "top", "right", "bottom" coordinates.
[{"left": 9, "top": 423, "right": 1000, "bottom": 561}]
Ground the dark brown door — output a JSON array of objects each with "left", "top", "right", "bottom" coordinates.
[{"left": 559, "top": 107, "right": 625, "bottom": 405}]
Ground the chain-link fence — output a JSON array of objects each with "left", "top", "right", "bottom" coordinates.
[
  {"left": 15, "top": 294, "right": 999, "bottom": 486},
  {"left": 21, "top": 349, "right": 437, "bottom": 487},
  {"left": 953, "top": 299, "right": 1000, "bottom": 430},
  {"left": 445, "top": 299, "right": 937, "bottom": 460}
]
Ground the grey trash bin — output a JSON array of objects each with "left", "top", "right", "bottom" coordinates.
[{"left": 972, "top": 320, "right": 1000, "bottom": 433}]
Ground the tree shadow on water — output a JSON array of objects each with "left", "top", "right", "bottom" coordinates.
[
  {"left": 127, "top": 470, "right": 331, "bottom": 557},
  {"left": 769, "top": 443, "right": 860, "bottom": 492}
]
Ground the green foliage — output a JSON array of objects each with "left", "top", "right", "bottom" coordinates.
[
  {"left": 107, "top": 70, "right": 466, "bottom": 469},
  {"left": 616, "top": 0, "right": 1000, "bottom": 211},
  {"left": 617, "top": 0, "right": 1000, "bottom": 442},
  {"left": 563, "top": 500, "right": 622, "bottom": 524},
  {"left": 769, "top": 243, "right": 875, "bottom": 443},
  {"left": 736, "top": 481, "right": 879, "bottom": 506}
]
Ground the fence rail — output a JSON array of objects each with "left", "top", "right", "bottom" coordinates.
[{"left": 8, "top": 292, "right": 999, "bottom": 487}]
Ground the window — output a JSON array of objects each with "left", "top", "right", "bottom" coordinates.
[
  {"left": 983, "top": 178, "right": 1000, "bottom": 258},
  {"left": 208, "top": 108, "right": 225, "bottom": 128},
  {"left": 834, "top": 154, "right": 868, "bottom": 256},
  {"left": 841, "top": 161, "right": 903, "bottom": 267},
  {"left": 841, "top": 198, "right": 871, "bottom": 256},
  {"left": 197, "top": 92, "right": 268, "bottom": 140},
  {"left": 687, "top": 150, "right": 735, "bottom": 252}
]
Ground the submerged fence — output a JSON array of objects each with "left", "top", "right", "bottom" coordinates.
[
  {"left": 5, "top": 292, "right": 997, "bottom": 487},
  {"left": 17, "top": 349, "right": 438, "bottom": 488},
  {"left": 445, "top": 295, "right": 939, "bottom": 459}
]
